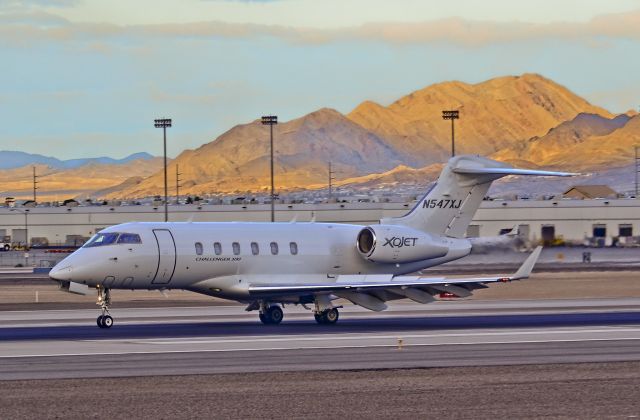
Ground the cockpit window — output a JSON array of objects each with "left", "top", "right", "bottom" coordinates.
[
  {"left": 117, "top": 233, "right": 142, "bottom": 244},
  {"left": 83, "top": 232, "right": 142, "bottom": 247},
  {"left": 83, "top": 232, "right": 119, "bottom": 247}
]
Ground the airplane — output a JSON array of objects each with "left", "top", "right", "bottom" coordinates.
[{"left": 49, "top": 155, "right": 571, "bottom": 328}]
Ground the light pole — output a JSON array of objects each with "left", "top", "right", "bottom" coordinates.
[
  {"left": 261, "top": 115, "right": 278, "bottom": 222},
  {"left": 442, "top": 110, "right": 459, "bottom": 157},
  {"left": 154, "top": 118, "right": 172, "bottom": 222},
  {"left": 10, "top": 208, "right": 29, "bottom": 250}
]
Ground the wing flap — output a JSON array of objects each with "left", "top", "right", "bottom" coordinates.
[{"left": 248, "top": 246, "right": 543, "bottom": 296}]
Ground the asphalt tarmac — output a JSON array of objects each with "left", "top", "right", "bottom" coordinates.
[{"left": 2, "top": 299, "right": 640, "bottom": 380}]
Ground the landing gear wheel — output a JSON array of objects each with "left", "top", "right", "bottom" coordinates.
[
  {"left": 324, "top": 308, "right": 339, "bottom": 324},
  {"left": 102, "top": 315, "right": 113, "bottom": 328},
  {"left": 96, "top": 287, "right": 113, "bottom": 328},
  {"left": 260, "top": 306, "right": 283, "bottom": 325},
  {"left": 314, "top": 308, "right": 339, "bottom": 325}
]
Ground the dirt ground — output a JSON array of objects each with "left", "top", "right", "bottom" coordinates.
[
  {"left": 1, "top": 270, "right": 639, "bottom": 311},
  {"left": 0, "top": 362, "right": 638, "bottom": 419}
]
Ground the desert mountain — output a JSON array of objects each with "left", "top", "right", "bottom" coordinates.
[
  {"left": 532, "top": 114, "right": 640, "bottom": 171},
  {"left": 109, "top": 108, "right": 405, "bottom": 198},
  {"left": 348, "top": 74, "right": 612, "bottom": 166},
  {"left": 492, "top": 113, "right": 631, "bottom": 167},
  {"left": 0, "top": 151, "right": 155, "bottom": 170},
  {"left": 0, "top": 157, "right": 165, "bottom": 201},
  {"left": 105, "top": 74, "right": 622, "bottom": 198}
]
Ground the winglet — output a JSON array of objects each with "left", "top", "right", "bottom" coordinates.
[{"left": 511, "top": 246, "right": 543, "bottom": 280}]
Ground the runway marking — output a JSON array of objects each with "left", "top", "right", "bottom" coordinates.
[
  {"left": 1, "top": 337, "right": 640, "bottom": 359},
  {"left": 80, "top": 326, "right": 640, "bottom": 345}
]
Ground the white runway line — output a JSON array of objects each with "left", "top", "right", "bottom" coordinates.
[
  {"left": 1, "top": 337, "right": 640, "bottom": 360},
  {"left": 2, "top": 325, "right": 640, "bottom": 359}
]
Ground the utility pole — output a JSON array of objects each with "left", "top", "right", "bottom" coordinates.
[
  {"left": 32, "top": 166, "right": 38, "bottom": 204},
  {"left": 261, "top": 115, "right": 278, "bottom": 222},
  {"left": 634, "top": 146, "right": 640, "bottom": 199},
  {"left": 176, "top": 164, "right": 181, "bottom": 205},
  {"left": 328, "top": 161, "right": 336, "bottom": 200},
  {"left": 154, "top": 118, "right": 172, "bottom": 222},
  {"left": 442, "top": 110, "right": 460, "bottom": 157}
]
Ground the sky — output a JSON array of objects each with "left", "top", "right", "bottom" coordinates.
[{"left": 1, "top": 0, "right": 640, "bottom": 159}]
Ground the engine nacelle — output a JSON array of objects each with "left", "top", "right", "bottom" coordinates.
[{"left": 356, "top": 225, "right": 449, "bottom": 263}]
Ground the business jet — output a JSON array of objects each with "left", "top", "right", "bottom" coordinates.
[{"left": 49, "top": 155, "right": 570, "bottom": 328}]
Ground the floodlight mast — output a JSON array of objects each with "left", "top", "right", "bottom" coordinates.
[
  {"left": 261, "top": 115, "right": 278, "bottom": 222},
  {"left": 442, "top": 110, "right": 459, "bottom": 157},
  {"left": 154, "top": 118, "right": 172, "bottom": 222}
]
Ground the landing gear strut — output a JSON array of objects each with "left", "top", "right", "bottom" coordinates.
[
  {"left": 314, "top": 308, "right": 339, "bottom": 325},
  {"left": 259, "top": 304, "right": 284, "bottom": 325},
  {"left": 96, "top": 286, "right": 113, "bottom": 329}
]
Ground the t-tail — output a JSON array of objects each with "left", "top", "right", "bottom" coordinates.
[{"left": 387, "top": 155, "right": 573, "bottom": 238}]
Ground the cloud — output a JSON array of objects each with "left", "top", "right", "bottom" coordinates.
[
  {"left": 2, "top": 9, "right": 640, "bottom": 47},
  {"left": 0, "top": 0, "right": 80, "bottom": 9}
]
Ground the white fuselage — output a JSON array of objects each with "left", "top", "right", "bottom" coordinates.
[{"left": 51, "top": 221, "right": 471, "bottom": 302}]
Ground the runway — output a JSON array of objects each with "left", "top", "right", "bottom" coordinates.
[{"left": 1, "top": 298, "right": 640, "bottom": 380}]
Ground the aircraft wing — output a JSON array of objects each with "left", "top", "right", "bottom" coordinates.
[{"left": 248, "top": 246, "right": 543, "bottom": 302}]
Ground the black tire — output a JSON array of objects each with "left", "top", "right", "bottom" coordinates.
[
  {"left": 265, "top": 306, "right": 283, "bottom": 325},
  {"left": 314, "top": 313, "right": 325, "bottom": 324},
  {"left": 97, "top": 315, "right": 104, "bottom": 328},
  {"left": 259, "top": 312, "right": 268, "bottom": 324},
  {"left": 3, "top": 244, "right": 9, "bottom": 251},
  {"left": 102, "top": 315, "right": 114, "bottom": 328},
  {"left": 324, "top": 308, "right": 339, "bottom": 324}
]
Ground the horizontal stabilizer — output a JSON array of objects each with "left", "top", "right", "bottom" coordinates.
[{"left": 453, "top": 167, "right": 575, "bottom": 177}]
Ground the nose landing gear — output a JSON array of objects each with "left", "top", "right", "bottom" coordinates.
[{"left": 96, "top": 287, "right": 113, "bottom": 329}]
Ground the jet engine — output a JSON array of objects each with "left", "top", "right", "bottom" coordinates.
[{"left": 356, "top": 225, "right": 449, "bottom": 263}]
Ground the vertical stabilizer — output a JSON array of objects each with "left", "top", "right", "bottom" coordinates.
[{"left": 388, "top": 155, "right": 572, "bottom": 238}]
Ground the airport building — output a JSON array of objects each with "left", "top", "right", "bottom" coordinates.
[{"left": 0, "top": 198, "right": 639, "bottom": 247}]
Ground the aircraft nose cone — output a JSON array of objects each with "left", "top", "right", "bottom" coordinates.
[{"left": 49, "top": 265, "right": 73, "bottom": 281}]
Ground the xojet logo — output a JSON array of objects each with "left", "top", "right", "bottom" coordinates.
[{"left": 383, "top": 237, "right": 418, "bottom": 248}]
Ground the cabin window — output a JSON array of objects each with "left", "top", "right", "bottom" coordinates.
[
  {"left": 289, "top": 242, "right": 298, "bottom": 255},
  {"left": 195, "top": 242, "right": 203, "bottom": 256},
  {"left": 117, "top": 233, "right": 142, "bottom": 244},
  {"left": 270, "top": 242, "right": 279, "bottom": 255},
  {"left": 251, "top": 242, "right": 259, "bottom": 255},
  {"left": 214, "top": 242, "right": 222, "bottom": 255},
  {"left": 232, "top": 242, "right": 241, "bottom": 255}
]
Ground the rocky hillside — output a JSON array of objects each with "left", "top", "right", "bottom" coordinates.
[
  {"left": 0, "top": 157, "right": 165, "bottom": 202},
  {"left": 105, "top": 73, "right": 624, "bottom": 198},
  {"left": 348, "top": 74, "right": 612, "bottom": 166},
  {"left": 109, "top": 108, "right": 405, "bottom": 197},
  {"left": 493, "top": 114, "right": 639, "bottom": 171}
]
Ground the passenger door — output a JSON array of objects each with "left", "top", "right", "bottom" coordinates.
[{"left": 152, "top": 229, "right": 176, "bottom": 284}]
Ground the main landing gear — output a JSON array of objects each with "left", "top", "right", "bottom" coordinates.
[
  {"left": 96, "top": 286, "right": 113, "bottom": 329},
  {"left": 259, "top": 304, "right": 284, "bottom": 325},
  {"left": 314, "top": 308, "right": 339, "bottom": 325}
]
